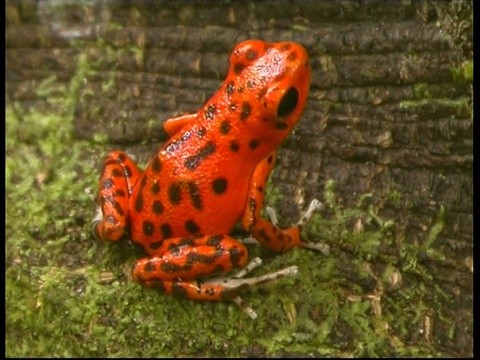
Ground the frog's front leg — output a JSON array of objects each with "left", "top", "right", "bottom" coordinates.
[
  {"left": 162, "top": 113, "right": 199, "bottom": 137},
  {"left": 92, "top": 151, "right": 142, "bottom": 241},
  {"left": 242, "top": 151, "right": 325, "bottom": 253}
]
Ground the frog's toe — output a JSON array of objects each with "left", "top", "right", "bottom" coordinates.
[
  {"left": 296, "top": 199, "right": 324, "bottom": 227},
  {"left": 92, "top": 205, "right": 125, "bottom": 242},
  {"left": 298, "top": 199, "right": 330, "bottom": 255},
  {"left": 91, "top": 206, "right": 103, "bottom": 240},
  {"left": 265, "top": 206, "right": 280, "bottom": 226},
  {"left": 300, "top": 241, "right": 330, "bottom": 255},
  {"left": 231, "top": 296, "right": 258, "bottom": 320},
  {"left": 232, "top": 257, "right": 263, "bottom": 279}
]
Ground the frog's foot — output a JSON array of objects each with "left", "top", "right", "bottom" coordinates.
[
  {"left": 266, "top": 199, "right": 330, "bottom": 255},
  {"left": 204, "top": 263, "right": 299, "bottom": 320}
]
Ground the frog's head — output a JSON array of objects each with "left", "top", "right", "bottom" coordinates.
[{"left": 224, "top": 39, "right": 311, "bottom": 144}]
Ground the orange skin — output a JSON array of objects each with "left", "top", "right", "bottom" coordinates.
[{"left": 93, "top": 40, "right": 311, "bottom": 301}]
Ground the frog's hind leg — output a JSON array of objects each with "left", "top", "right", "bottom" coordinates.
[
  {"left": 132, "top": 234, "right": 249, "bottom": 291},
  {"left": 131, "top": 235, "right": 298, "bottom": 318},
  {"left": 92, "top": 151, "right": 142, "bottom": 241}
]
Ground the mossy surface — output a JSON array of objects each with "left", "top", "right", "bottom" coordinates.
[{"left": 6, "top": 103, "right": 448, "bottom": 357}]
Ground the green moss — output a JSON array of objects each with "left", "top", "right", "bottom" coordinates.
[
  {"left": 6, "top": 80, "right": 451, "bottom": 357},
  {"left": 462, "top": 60, "right": 473, "bottom": 82},
  {"left": 399, "top": 97, "right": 470, "bottom": 118},
  {"left": 292, "top": 24, "right": 310, "bottom": 32},
  {"left": 400, "top": 97, "right": 468, "bottom": 109},
  {"left": 452, "top": 59, "right": 473, "bottom": 84},
  {"left": 413, "top": 83, "right": 431, "bottom": 99}
]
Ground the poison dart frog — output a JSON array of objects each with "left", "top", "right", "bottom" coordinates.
[{"left": 93, "top": 40, "right": 326, "bottom": 319}]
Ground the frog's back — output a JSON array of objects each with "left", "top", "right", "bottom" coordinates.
[{"left": 128, "top": 40, "right": 311, "bottom": 247}]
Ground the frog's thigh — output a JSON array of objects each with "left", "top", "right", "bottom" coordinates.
[
  {"left": 132, "top": 234, "right": 249, "bottom": 284},
  {"left": 93, "top": 150, "right": 142, "bottom": 241}
]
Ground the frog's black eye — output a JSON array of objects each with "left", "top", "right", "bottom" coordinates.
[{"left": 277, "top": 87, "right": 299, "bottom": 119}]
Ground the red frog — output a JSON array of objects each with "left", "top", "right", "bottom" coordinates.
[{"left": 93, "top": 40, "right": 326, "bottom": 318}]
